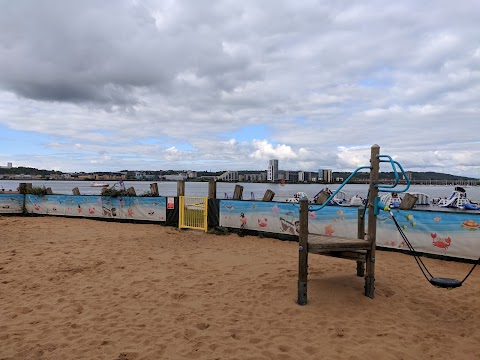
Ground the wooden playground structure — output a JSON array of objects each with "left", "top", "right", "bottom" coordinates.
[{"left": 297, "top": 144, "right": 409, "bottom": 302}]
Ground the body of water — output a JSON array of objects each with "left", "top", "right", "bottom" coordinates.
[{"left": 1, "top": 179, "right": 479, "bottom": 203}]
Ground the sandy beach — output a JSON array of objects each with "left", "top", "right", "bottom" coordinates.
[{"left": 1, "top": 216, "right": 479, "bottom": 360}]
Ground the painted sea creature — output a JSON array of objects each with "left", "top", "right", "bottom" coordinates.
[
  {"left": 406, "top": 214, "right": 414, "bottom": 220},
  {"left": 240, "top": 213, "right": 247, "bottom": 228},
  {"left": 34, "top": 204, "right": 40, "bottom": 211},
  {"left": 128, "top": 208, "right": 134, "bottom": 217},
  {"left": 431, "top": 233, "right": 451, "bottom": 251},
  {"left": 224, "top": 204, "right": 235, "bottom": 211},
  {"left": 88, "top": 207, "right": 95, "bottom": 215},
  {"left": 77, "top": 205, "right": 83, "bottom": 213},
  {"left": 324, "top": 224, "right": 335, "bottom": 236},
  {"left": 271, "top": 205, "right": 280, "bottom": 214},
  {"left": 284, "top": 211, "right": 295, "bottom": 216},
  {"left": 280, "top": 217, "right": 296, "bottom": 234},
  {"left": 337, "top": 210, "right": 343, "bottom": 215},
  {"left": 148, "top": 211, "right": 155, "bottom": 215},
  {"left": 308, "top": 211, "right": 316, "bottom": 219},
  {"left": 257, "top": 218, "right": 267, "bottom": 227},
  {"left": 433, "top": 217, "right": 441, "bottom": 222},
  {"left": 461, "top": 220, "right": 480, "bottom": 230}
]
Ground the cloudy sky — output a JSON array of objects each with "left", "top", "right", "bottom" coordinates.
[{"left": 0, "top": 1, "right": 479, "bottom": 176}]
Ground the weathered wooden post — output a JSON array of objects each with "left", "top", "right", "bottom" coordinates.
[
  {"left": 357, "top": 208, "right": 365, "bottom": 277},
  {"left": 126, "top": 187, "right": 136, "bottom": 196},
  {"left": 18, "top": 183, "right": 28, "bottom": 194},
  {"left": 233, "top": 185, "right": 243, "bottom": 200},
  {"left": 177, "top": 180, "right": 185, "bottom": 197},
  {"left": 18, "top": 183, "right": 28, "bottom": 214},
  {"left": 46, "top": 187, "right": 53, "bottom": 195},
  {"left": 365, "top": 144, "right": 380, "bottom": 298},
  {"left": 150, "top": 183, "right": 159, "bottom": 196},
  {"left": 262, "top": 189, "right": 275, "bottom": 202},
  {"left": 314, "top": 190, "right": 330, "bottom": 205},
  {"left": 297, "top": 198, "right": 309, "bottom": 305},
  {"left": 25, "top": 183, "right": 33, "bottom": 193},
  {"left": 72, "top": 187, "right": 81, "bottom": 195},
  {"left": 399, "top": 193, "right": 417, "bottom": 210},
  {"left": 208, "top": 179, "right": 216, "bottom": 199}
]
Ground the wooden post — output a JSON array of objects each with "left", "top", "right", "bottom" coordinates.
[
  {"left": 298, "top": 198, "right": 309, "bottom": 305},
  {"left": 365, "top": 144, "right": 379, "bottom": 298},
  {"left": 262, "top": 189, "right": 275, "bottom": 202},
  {"left": 177, "top": 180, "right": 185, "bottom": 197},
  {"left": 208, "top": 179, "right": 216, "bottom": 199},
  {"left": 72, "top": 187, "right": 81, "bottom": 195},
  {"left": 233, "top": 185, "right": 243, "bottom": 200},
  {"left": 46, "top": 187, "right": 53, "bottom": 195},
  {"left": 126, "top": 187, "right": 136, "bottom": 196},
  {"left": 356, "top": 208, "right": 365, "bottom": 277},
  {"left": 314, "top": 190, "right": 330, "bottom": 204},
  {"left": 150, "top": 183, "right": 159, "bottom": 196},
  {"left": 18, "top": 183, "right": 28, "bottom": 194},
  {"left": 399, "top": 193, "right": 417, "bottom": 210}
]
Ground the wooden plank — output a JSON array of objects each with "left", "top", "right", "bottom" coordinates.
[
  {"left": 311, "top": 250, "right": 367, "bottom": 262},
  {"left": 308, "top": 234, "right": 371, "bottom": 251}
]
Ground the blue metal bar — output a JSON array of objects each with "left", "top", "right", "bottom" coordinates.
[
  {"left": 376, "top": 155, "right": 411, "bottom": 193},
  {"left": 377, "top": 154, "right": 399, "bottom": 188},
  {"left": 308, "top": 165, "right": 371, "bottom": 212}
]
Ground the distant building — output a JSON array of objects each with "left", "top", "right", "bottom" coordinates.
[
  {"left": 0, "top": 162, "right": 12, "bottom": 169},
  {"left": 319, "top": 169, "right": 332, "bottom": 183},
  {"left": 217, "top": 170, "right": 239, "bottom": 182},
  {"left": 164, "top": 173, "right": 187, "bottom": 181},
  {"left": 267, "top": 159, "right": 278, "bottom": 182}
]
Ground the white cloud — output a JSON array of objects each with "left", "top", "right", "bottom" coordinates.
[{"left": 0, "top": 0, "right": 479, "bottom": 177}]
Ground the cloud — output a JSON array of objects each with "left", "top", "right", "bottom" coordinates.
[{"left": 0, "top": 1, "right": 479, "bottom": 176}]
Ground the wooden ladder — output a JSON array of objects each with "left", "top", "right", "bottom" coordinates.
[{"left": 298, "top": 145, "right": 380, "bottom": 303}]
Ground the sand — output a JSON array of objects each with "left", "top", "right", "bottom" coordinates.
[{"left": 1, "top": 216, "right": 479, "bottom": 360}]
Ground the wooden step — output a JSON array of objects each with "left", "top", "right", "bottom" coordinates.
[
  {"left": 308, "top": 234, "right": 371, "bottom": 253},
  {"left": 312, "top": 250, "right": 367, "bottom": 261}
]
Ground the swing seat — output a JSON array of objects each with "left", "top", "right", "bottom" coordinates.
[{"left": 429, "top": 277, "right": 462, "bottom": 289}]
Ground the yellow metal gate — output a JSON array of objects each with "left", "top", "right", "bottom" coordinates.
[{"left": 179, "top": 196, "right": 208, "bottom": 232}]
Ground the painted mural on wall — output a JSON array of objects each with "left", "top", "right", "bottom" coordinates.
[
  {"left": 220, "top": 200, "right": 480, "bottom": 261},
  {"left": 24, "top": 195, "right": 167, "bottom": 222},
  {"left": 0, "top": 194, "right": 23, "bottom": 214},
  {"left": 378, "top": 208, "right": 480, "bottom": 260}
]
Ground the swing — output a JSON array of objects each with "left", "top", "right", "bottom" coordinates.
[{"left": 389, "top": 211, "right": 479, "bottom": 289}]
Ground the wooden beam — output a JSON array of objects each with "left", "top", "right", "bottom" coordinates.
[
  {"left": 357, "top": 208, "right": 366, "bottom": 277},
  {"left": 177, "top": 180, "right": 185, "bottom": 197},
  {"left": 297, "top": 198, "right": 309, "bottom": 305},
  {"left": 208, "top": 179, "right": 216, "bottom": 199},
  {"left": 365, "top": 144, "right": 379, "bottom": 298}
]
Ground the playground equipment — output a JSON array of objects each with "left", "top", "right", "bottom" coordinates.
[{"left": 297, "top": 144, "right": 411, "bottom": 303}]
